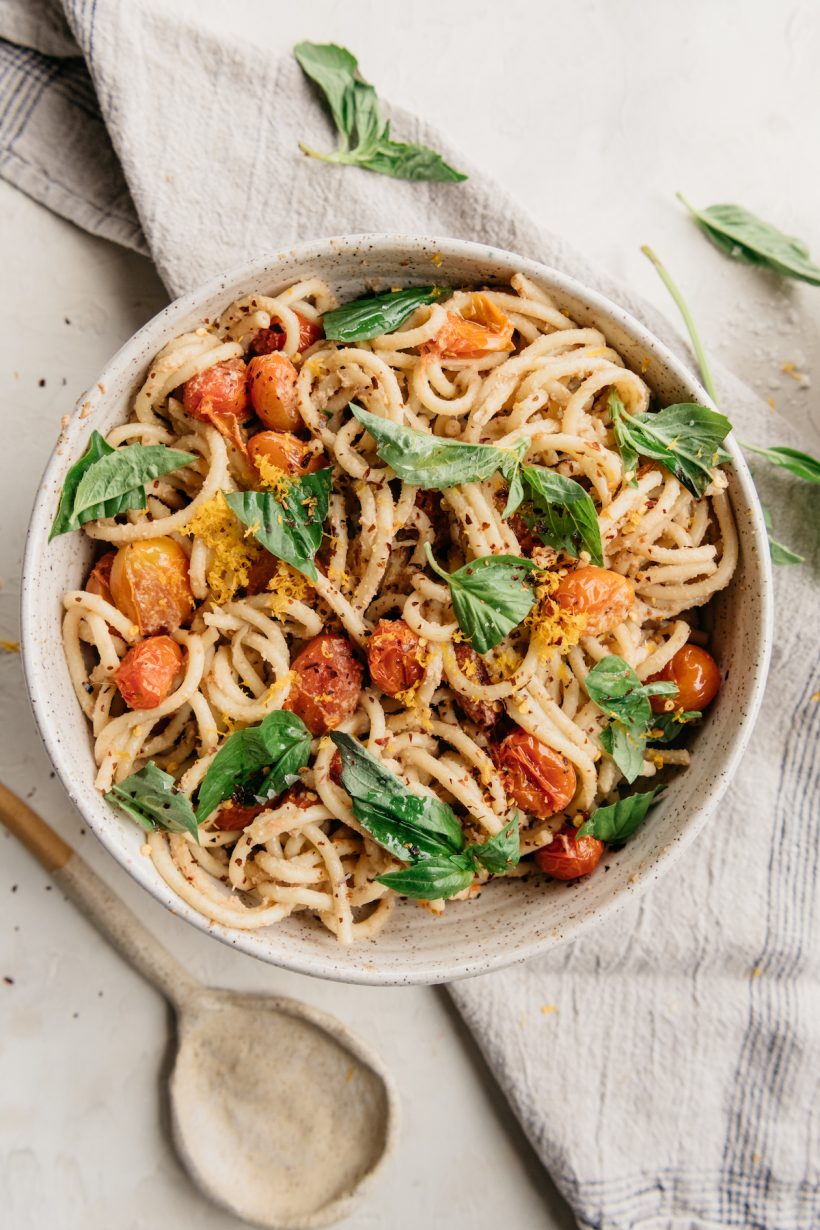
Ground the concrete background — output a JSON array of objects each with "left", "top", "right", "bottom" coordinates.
[{"left": 1, "top": 2, "right": 818, "bottom": 1227}]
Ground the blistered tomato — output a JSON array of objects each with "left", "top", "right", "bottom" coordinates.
[
  {"left": 535, "top": 826, "right": 604, "bottom": 880},
  {"left": 553, "top": 566, "right": 634, "bottom": 635},
  {"left": 247, "top": 431, "right": 325, "bottom": 479},
  {"left": 495, "top": 730, "right": 577, "bottom": 820},
  {"left": 452, "top": 642, "right": 499, "bottom": 730},
  {"left": 285, "top": 634, "right": 363, "bottom": 735},
  {"left": 247, "top": 353, "right": 301, "bottom": 432},
  {"left": 85, "top": 551, "right": 116, "bottom": 604},
  {"left": 424, "top": 294, "right": 515, "bottom": 360},
  {"left": 368, "top": 619, "right": 426, "bottom": 696},
  {"left": 113, "top": 635, "right": 183, "bottom": 710},
  {"left": 251, "top": 313, "right": 323, "bottom": 355},
  {"left": 109, "top": 538, "right": 193, "bottom": 635},
  {"left": 183, "top": 358, "right": 251, "bottom": 449},
  {"left": 649, "top": 643, "right": 721, "bottom": 713}
]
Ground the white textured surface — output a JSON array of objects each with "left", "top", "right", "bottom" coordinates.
[{"left": 1, "top": 2, "right": 818, "bottom": 1227}]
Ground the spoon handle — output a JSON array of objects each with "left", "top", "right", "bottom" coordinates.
[{"left": 0, "top": 781, "right": 199, "bottom": 1010}]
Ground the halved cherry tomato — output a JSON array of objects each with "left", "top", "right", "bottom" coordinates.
[
  {"left": 452, "top": 642, "right": 499, "bottom": 730},
  {"left": 553, "top": 565, "right": 634, "bottom": 635},
  {"left": 251, "top": 313, "right": 324, "bottom": 355},
  {"left": 86, "top": 551, "right": 116, "bottom": 604},
  {"left": 285, "top": 634, "right": 363, "bottom": 735},
  {"left": 183, "top": 358, "right": 251, "bottom": 451},
  {"left": 648, "top": 643, "right": 721, "bottom": 713},
  {"left": 368, "top": 619, "right": 426, "bottom": 696},
  {"left": 424, "top": 294, "right": 515, "bottom": 360},
  {"left": 247, "top": 431, "right": 325, "bottom": 479},
  {"left": 494, "top": 730, "right": 577, "bottom": 820},
  {"left": 113, "top": 635, "right": 183, "bottom": 710},
  {"left": 535, "top": 825, "right": 604, "bottom": 880},
  {"left": 247, "top": 353, "right": 301, "bottom": 432},
  {"left": 211, "top": 801, "right": 267, "bottom": 832},
  {"left": 110, "top": 538, "right": 193, "bottom": 635}
]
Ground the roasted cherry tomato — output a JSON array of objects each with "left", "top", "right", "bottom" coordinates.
[
  {"left": 247, "top": 353, "right": 301, "bottom": 432},
  {"left": 109, "top": 538, "right": 193, "bottom": 636},
  {"left": 424, "top": 294, "right": 514, "bottom": 360},
  {"left": 280, "top": 785, "right": 321, "bottom": 810},
  {"left": 183, "top": 358, "right": 251, "bottom": 450},
  {"left": 452, "top": 642, "right": 499, "bottom": 730},
  {"left": 495, "top": 730, "right": 577, "bottom": 820},
  {"left": 85, "top": 551, "right": 116, "bottom": 604},
  {"left": 211, "top": 801, "right": 267, "bottom": 832},
  {"left": 244, "top": 551, "right": 279, "bottom": 596},
  {"left": 285, "top": 634, "right": 363, "bottom": 736},
  {"left": 328, "top": 749, "right": 343, "bottom": 785},
  {"left": 535, "top": 825, "right": 604, "bottom": 880},
  {"left": 113, "top": 635, "right": 183, "bottom": 710},
  {"left": 508, "top": 512, "right": 537, "bottom": 556},
  {"left": 648, "top": 643, "right": 721, "bottom": 713},
  {"left": 553, "top": 565, "right": 634, "bottom": 635},
  {"left": 367, "top": 619, "right": 426, "bottom": 697},
  {"left": 251, "top": 313, "right": 324, "bottom": 355},
  {"left": 247, "top": 430, "right": 325, "bottom": 478}
]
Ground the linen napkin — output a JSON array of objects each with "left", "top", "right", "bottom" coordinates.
[{"left": 2, "top": 3, "right": 818, "bottom": 1227}]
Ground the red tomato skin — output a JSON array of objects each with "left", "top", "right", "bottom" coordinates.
[
  {"left": 535, "top": 826, "right": 604, "bottom": 880},
  {"left": 247, "top": 353, "right": 301, "bottom": 432},
  {"left": 251, "top": 313, "right": 323, "bottom": 355},
  {"left": 247, "top": 431, "right": 325, "bottom": 478},
  {"left": 494, "top": 730, "right": 577, "bottom": 820},
  {"left": 284, "top": 634, "right": 363, "bottom": 736},
  {"left": 649, "top": 643, "right": 721, "bottom": 713},
  {"left": 86, "top": 552, "right": 116, "bottom": 604},
  {"left": 553, "top": 566, "right": 634, "bottom": 636},
  {"left": 367, "top": 620, "right": 426, "bottom": 697},
  {"left": 183, "top": 359, "right": 251, "bottom": 423},
  {"left": 211, "top": 801, "right": 267, "bottom": 832},
  {"left": 114, "top": 636, "right": 184, "bottom": 710},
  {"left": 452, "top": 642, "right": 499, "bottom": 730}
]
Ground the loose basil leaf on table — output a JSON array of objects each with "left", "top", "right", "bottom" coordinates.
[
  {"left": 512, "top": 465, "right": 604, "bottom": 566},
  {"left": 351, "top": 403, "right": 528, "bottom": 489},
  {"left": 577, "top": 787, "right": 661, "bottom": 843},
  {"left": 195, "top": 710, "right": 313, "bottom": 823},
  {"left": 425, "top": 543, "right": 539, "bottom": 653},
  {"left": 49, "top": 432, "right": 196, "bottom": 539},
  {"left": 106, "top": 761, "right": 200, "bottom": 842},
  {"left": 323, "top": 287, "right": 448, "bottom": 343},
  {"left": 609, "top": 391, "right": 732, "bottom": 500},
  {"left": 647, "top": 709, "right": 701, "bottom": 744},
  {"left": 225, "top": 468, "right": 333, "bottom": 581},
  {"left": 678, "top": 195, "right": 820, "bottom": 286},
  {"left": 294, "top": 42, "right": 466, "bottom": 183},
  {"left": 761, "top": 506, "right": 805, "bottom": 566},
  {"left": 741, "top": 444, "right": 820, "bottom": 483}
]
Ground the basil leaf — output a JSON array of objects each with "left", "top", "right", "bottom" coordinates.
[
  {"left": 331, "top": 732, "right": 466, "bottom": 859},
  {"left": 577, "top": 787, "right": 661, "bottom": 843},
  {"left": 469, "top": 815, "right": 521, "bottom": 874},
  {"left": 761, "top": 505, "right": 805, "bottom": 566},
  {"left": 225, "top": 469, "right": 332, "bottom": 581},
  {"left": 647, "top": 710, "right": 701, "bottom": 745},
  {"left": 376, "top": 854, "right": 475, "bottom": 900},
  {"left": 609, "top": 392, "right": 732, "bottom": 499},
  {"left": 195, "top": 711, "right": 312, "bottom": 823},
  {"left": 323, "top": 287, "right": 447, "bottom": 343},
  {"left": 679, "top": 195, "right": 820, "bottom": 286},
  {"left": 351, "top": 403, "right": 528, "bottom": 489},
  {"left": 741, "top": 444, "right": 820, "bottom": 483},
  {"left": 50, "top": 431, "right": 144, "bottom": 539},
  {"left": 107, "top": 762, "right": 199, "bottom": 842},
  {"left": 425, "top": 543, "right": 538, "bottom": 653},
  {"left": 294, "top": 42, "right": 466, "bottom": 183},
  {"left": 516, "top": 466, "right": 604, "bottom": 565},
  {"left": 585, "top": 655, "right": 677, "bottom": 731},
  {"left": 600, "top": 723, "right": 645, "bottom": 784},
  {"left": 72, "top": 444, "right": 196, "bottom": 520}
]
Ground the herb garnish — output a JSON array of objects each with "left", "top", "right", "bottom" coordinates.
[
  {"left": 195, "top": 711, "right": 312, "bottom": 824},
  {"left": 49, "top": 431, "right": 196, "bottom": 540},
  {"left": 425, "top": 543, "right": 539, "bottom": 653},
  {"left": 323, "top": 287, "right": 449, "bottom": 343},
  {"left": 740, "top": 444, "right": 820, "bottom": 484},
  {"left": 225, "top": 469, "right": 332, "bottom": 581},
  {"left": 509, "top": 466, "right": 604, "bottom": 565},
  {"left": 294, "top": 42, "right": 466, "bottom": 182},
  {"left": 678, "top": 195, "right": 820, "bottom": 285},
  {"left": 330, "top": 732, "right": 520, "bottom": 900},
  {"left": 577, "top": 787, "right": 661, "bottom": 843},
  {"left": 106, "top": 762, "right": 200, "bottom": 842},
  {"left": 609, "top": 392, "right": 732, "bottom": 501},
  {"left": 585, "top": 655, "right": 677, "bottom": 783}
]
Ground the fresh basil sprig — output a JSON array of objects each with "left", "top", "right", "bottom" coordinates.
[
  {"left": 294, "top": 42, "right": 466, "bottom": 183},
  {"left": 425, "top": 543, "right": 539, "bottom": 653},
  {"left": 585, "top": 655, "right": 677, "bottom": 783},
  {"left": 609, "top": 391, "right": 731, "bottom": 500},
  {"left": 49, "top": 431, "right": 196, "bottom": 540},
  {"left": 511, "top": 466, "right": 604, "bottom": 566},
  {"left": 577, "top": 787, "right": 661, "bottom": 843},
  {"left": 225, "top": 469, "right": 332, "bottom": 581},
  {"left": 330, "top": 732, "right": 520, "bottom": 899},
  {"left": 195, "top": 710, "right": 312, "bottom": 823},
  {"left": 647, "top": 709, "right": 701, "bottom": 744},
  {"left": 323, "top": 287, "right": 448, "bottom": 343},
  {"left": 351, "top": 403, "right": 528, "bottom": 491},
  {"left": 762, "top": 507, "right": 804, "bottom": 566},
  {"left": 740, "top": 444, "right": 820, "bottom": 484},
  {"left": 106, "top": 761, "right": 200, "bottom": 843},
  {"left": 678, "top": 195, "right": 820, "bottom": 286}
]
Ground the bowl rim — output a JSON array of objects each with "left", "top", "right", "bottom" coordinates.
[{"left": 21, "top": 233, "right": 773, "bottom": 985}]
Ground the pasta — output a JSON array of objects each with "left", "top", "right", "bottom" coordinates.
[{"left": 57, "top": 273, "right": 736, "bottom": 943}]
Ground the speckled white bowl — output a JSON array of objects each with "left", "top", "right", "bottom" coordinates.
[{"left": 22, "top": 236, "right": 772, "bottom": 985}]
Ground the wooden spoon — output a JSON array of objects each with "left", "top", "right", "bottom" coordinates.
[{"left": 0, "top": 782, "right": 398, "bottom": 1228}]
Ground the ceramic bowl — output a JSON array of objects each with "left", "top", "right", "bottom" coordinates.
[{"left": 21, "top": 236, "right": 773, "bottom": 985}]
